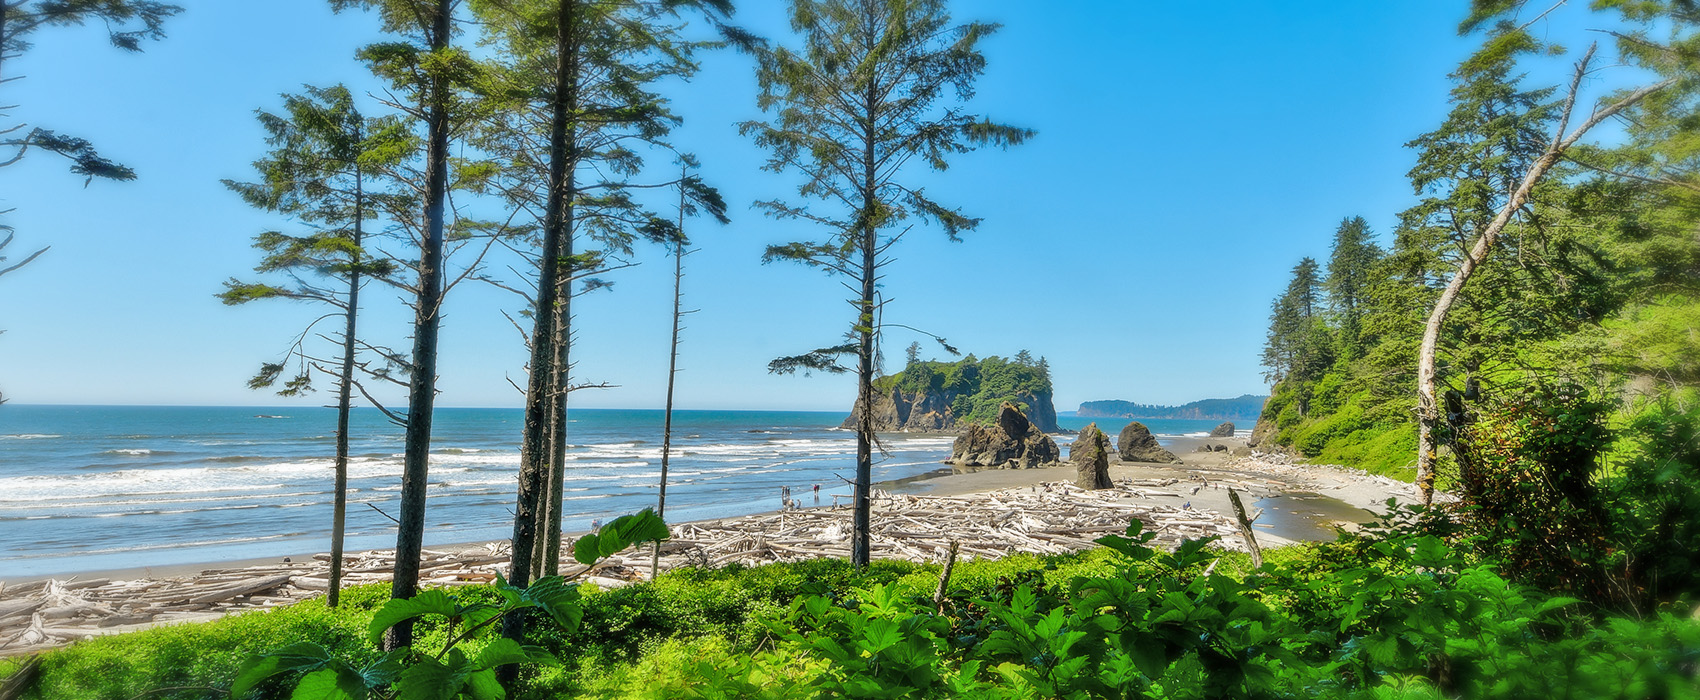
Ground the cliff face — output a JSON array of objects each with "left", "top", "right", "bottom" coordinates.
[{"left": 842, "top": 385, "right": 1059, "bottom": 433}]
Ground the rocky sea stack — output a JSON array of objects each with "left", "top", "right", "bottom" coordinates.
[
  {"left": 1209, "top": 421, "right": 1236, "bottom": 437},
  {"left": 1070, "top": 422, "right": 1112, "bottom": 489},
  {"left": 843, "top": 354, "right": 1058, "bottom": 432},
  {"left": 947, "top": 402, "right": 1060, "bottom": 469},
  {"left": 1117, "top": 421, "right": 1182, "bottom": 464}
]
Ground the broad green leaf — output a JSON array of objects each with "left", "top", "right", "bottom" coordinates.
[
  {"left": 368, "top": 589, "right": 459, "bottom": 645},
  {"left": 359, "top": 649, "right": 411, "bottom": 689},
  {"left": 394, "top": 653, "right": 467, "bottom": 700},
  {"left": 290, "top": 666, "right": 366, "bottom": 700},
  {"left": 473, "top": 637, "right": 557, "bottom": 670},
  {"left": 232, "top": 642, "right": 335, "bottom": 697},
  {"left": 463, "top": 669, "right": 504, "bottom": 700},
  {"left": 521, "top": 577, "right": 584, "bottom": 631},
  {"left": 572, "top": 509, "right": 669, "bottom": 565}
]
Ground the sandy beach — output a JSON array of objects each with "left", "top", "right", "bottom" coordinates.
[{"left": 0, "top": 433, "right": 1412, "bottom": 657}]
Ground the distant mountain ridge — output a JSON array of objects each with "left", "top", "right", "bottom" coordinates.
[{"left": 1076, "top": 394, "right": 1267, "bottom": 421}]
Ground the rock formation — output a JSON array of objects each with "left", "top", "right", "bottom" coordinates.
[
  {"left": 1116, "top": 422, "right": 1182, "bottom": 464},
  {"left": 1069, "top": 423, "right": 1112, "bottom": 489},
  {"left": 1209, "top": 421, "right": 1236, "bottom": 437},
  {"left": 846, "top": 385, "right": 1057, "bottom": 433},
  {"left": 947, "top": 403, "right": 1060, "bottom": 469},
  {"left": 1247, "top": 414, "right": 1276, "bottom": 448}
]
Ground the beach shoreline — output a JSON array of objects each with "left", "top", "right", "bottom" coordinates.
[
  {"left": 0, "top": 433, "right": 1414, "bottom": 657},
  {"left": 6, "top": 433, "right": 1403, "bottom": 585}
]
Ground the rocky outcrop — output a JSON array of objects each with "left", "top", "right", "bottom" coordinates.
[
  {"left": 1116, "top": 422, "right": 1182, "bottom": 464},
  {"left": 1070, "top": 423, "right": 1112, "bottom": 489},
  {"left": 1209, "top": 421, "right": 1236, "bottom": 438},
  {"left": 947, "top": 403, "right": 1060, "bottom": 469},
  {"left": 1247, "top": 413, "right": 1277, "bottom": 448},
  {"left": 845, "top": 386, "right": 1057, "bottom": 433}
]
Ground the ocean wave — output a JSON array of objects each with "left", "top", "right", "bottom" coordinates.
[
  {"left": 102, "top": 448, "right": 164, "bottom": 456},
  {"left": 0, "top": 434, "right": 61, "bottom": 440},
  {"left": 0, "top": 532, "right": 298, "bottom": 561}
]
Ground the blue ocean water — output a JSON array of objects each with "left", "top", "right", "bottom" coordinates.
[{"left": 0, "top": 406, "right": 1224, "bottom": 577}]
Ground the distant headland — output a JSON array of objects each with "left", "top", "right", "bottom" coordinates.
[{"left": 1074, "top": 394, "right": 1267, "bottom": 422}]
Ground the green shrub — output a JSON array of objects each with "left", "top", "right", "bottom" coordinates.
[{"left": 12, "top": 583, "right": 389, "bottom": 700}]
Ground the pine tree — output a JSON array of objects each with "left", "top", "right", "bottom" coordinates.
[
  {"left": 1324, "top": 216, "right": 1382, "bottom": 361},
  {"left": 471, "top": 0, "right": 730, "bottom": 596},
  {"left": 332, "top": 0, "right": 472, "bottom": 649},
  {"left": 747, "top": 0, "right": 1031, "bottom": 567},
  {"left": 219, "top": 85, "right": 409, "bottom": 607},
  {"left": 1262, "top": 258, "right": 1330, "bottom": 384}
]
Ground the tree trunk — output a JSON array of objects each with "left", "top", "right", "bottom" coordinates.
[
  {"left": 543, "top": 190, "right": 574, "bottom": 577},
  {"left": 1414, "top": 48, "right": 1668, "bottom": 505},
  {"left": 329, "top": 152, "right": 365, "bottom": 609},
  {"left": 851, "top": 65, "right": 878, "bottom": 570},
  {"left": 651, "top": 175, "right": 687, "bottom": 580},
  {"left": 387, "top": 0, "right": 453, "bottom": 651},
  {"left": 506, "top": 0, "right": 576, "bottom": 636}
]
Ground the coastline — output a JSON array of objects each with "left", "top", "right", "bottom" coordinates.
[
  {"left": 0, "top": 433, "right": 1411, "bottom": 657},
  {"left": 5, "top": 433, "right": 1404, "bottom": 585}
]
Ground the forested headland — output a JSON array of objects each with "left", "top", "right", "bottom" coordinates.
[{"left": 1076, "top": 395, "right": 1267, "bottom": 422}]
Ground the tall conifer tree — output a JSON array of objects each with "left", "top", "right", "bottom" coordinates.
[
  {"left": 1325, "top": 216, "right": 1382, "bottom": 361},
  {"left": 745, "top": 0, "right": 1030, "bottom": 567},
  {"left": 220, "top": 85, "right": 410, "bottom": 607},
  {"left": 331, "top": 0, "right": 471, "bottom": 648},
  {"left": 471, "top": 3, "right": 729, "bottom": 643}
]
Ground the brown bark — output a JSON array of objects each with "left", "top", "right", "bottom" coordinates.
[
  {"left": 387, "top": 0, "right": 453, "bottom": 651},
  {"left": 652, "top": 167, "right": 687, "bottom": 580},
  {"left": 506, "top": 0, "right": 577, "bottom": 632},
  {"left": 329, "top": 140, "right": 365, "bottom": 608}
]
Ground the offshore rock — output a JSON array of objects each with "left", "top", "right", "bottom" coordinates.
[
  {"left": 948, "top": 403, "right": 1060, "bottom": 469},
  {"left": 1209, "top": 421, "right": 1236, "bottom": 438},
  {"left": 1070, "top": 423, "right": 1113, "bottom": 490},
  {"left": 844, "top": 381, "right": 1057, "bottom": 433},
  {"left": 1117, "top": 422, "right": 1182, "bottom": 464}
]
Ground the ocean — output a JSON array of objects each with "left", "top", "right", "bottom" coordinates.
[{"left": 0, "top": 405, "right": 1228, "bottom": 578}]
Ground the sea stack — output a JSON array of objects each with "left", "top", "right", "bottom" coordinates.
[
  {"left": 1117, "top": 421, "right": 1182, "bottom": 464},
  {"left": 947, "top": 402, "right": 1060, "bottom": 469},
  {"left": 1070, "top": 423, "right": 1112, "bottom": 489},
  {"left": 1209, "top": 421, "right": 1236, "bottom": 438}
]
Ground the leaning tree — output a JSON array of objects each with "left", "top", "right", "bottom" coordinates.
[{"left": 1409, "top": 6, "right": 1677, "bottom": 505}]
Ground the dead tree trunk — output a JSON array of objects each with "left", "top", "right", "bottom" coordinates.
[
  {"left": 1415, "top": 45, "right": 1671, "bottom": 505},
  {"left": 652, "top": 168, "right": 689, "bottom": 580}
]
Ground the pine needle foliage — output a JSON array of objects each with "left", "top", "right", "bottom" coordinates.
[{"left": 743, "top": 0, "right": 1030, "bottom": 567}]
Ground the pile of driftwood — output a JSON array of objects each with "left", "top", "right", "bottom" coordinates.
[
  {"left": 631, "top": 480, "right": 1250, "bottom": 573},
  {"left": 1, "top": 480, "right": 1252, "bottom": 657},
  {"left": 0, "top": 544, "right": 515, "bottom": 658}
]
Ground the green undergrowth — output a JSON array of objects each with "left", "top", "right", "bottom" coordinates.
[{"left": 6, "top": 525, "right": 1696, "bottom": 699}]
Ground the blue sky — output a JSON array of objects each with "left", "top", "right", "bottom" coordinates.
[{"left": 0, "top": 2, "right": 1596, "bottom": 411}]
